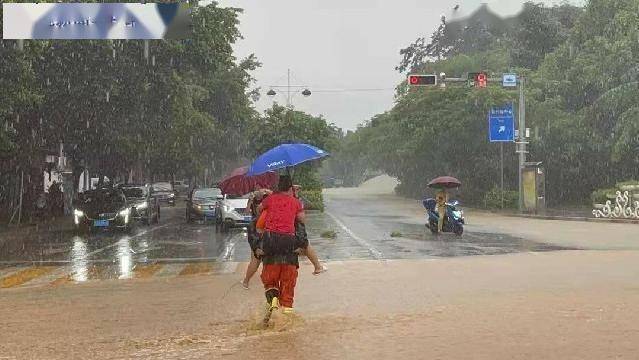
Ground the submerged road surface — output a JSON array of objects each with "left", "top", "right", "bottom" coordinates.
[
  {"left": 3, "top": 178, "right": 639, "bottom": 359},
  {"left": 3, "top": 179, "right": 627, "bottom": 290}
]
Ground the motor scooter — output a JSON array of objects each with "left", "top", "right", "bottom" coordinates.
[{"left": 422, "top": 198, "right": 465, "bottom": 236}]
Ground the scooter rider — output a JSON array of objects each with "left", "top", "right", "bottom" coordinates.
[{"left": 436, "top": 189, "right": 448, "bottom": 233}]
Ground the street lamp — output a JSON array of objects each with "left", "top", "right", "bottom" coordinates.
[{"left": 265, "top": 69, "right": 312, "bottom": 106}]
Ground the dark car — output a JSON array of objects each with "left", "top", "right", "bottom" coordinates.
[
  {"left": 73, "top": 188, "right": 134, "bottom": 232},
  {"left": 186, "top": 187, "right": 223, "bottom": 223},
  {"left": 171, "top": 180, "right": 190, "bottom": 197},
  {"left": 120, "top": 184, "right": 160, "bottom": 225},
  {"left": 151, "top": 182, "right": 176, "bottom": 206}
]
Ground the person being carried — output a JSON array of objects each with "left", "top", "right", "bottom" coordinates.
[
  {"left": 256, "top": 175, "right": 306, "bottom": 315},
  {"left": 241, "top": 184, "right": 326, "bottom": 289}
]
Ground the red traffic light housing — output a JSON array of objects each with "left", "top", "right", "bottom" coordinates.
[
  {"left": 408, "top": 74, "right": 437, "bottom": 86},
  {"left": 468, "top": 72, "right": 488, "bottom": 88}
]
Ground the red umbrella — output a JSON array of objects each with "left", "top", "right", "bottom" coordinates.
[
  {"left": 218, "top": 166, "right": 278, "bottom": 196},
  {"left": 427, "top": 176, "right": 461, "bottom": 189}
]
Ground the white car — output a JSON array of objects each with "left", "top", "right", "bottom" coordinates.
[{"left": 216, "top": 193, "right": 252, "bottom": 232}]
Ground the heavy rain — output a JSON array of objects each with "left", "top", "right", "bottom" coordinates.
[{"left": 2, "top": 0, "right": 639, "bottom": 359}]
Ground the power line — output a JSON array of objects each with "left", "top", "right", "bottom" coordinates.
[{"left": 308, "top": 88, "right": 396, "bottom": 93}]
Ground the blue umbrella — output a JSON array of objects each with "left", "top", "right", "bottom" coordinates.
[{"left": 247, "top": 143, "right": 329, "bottom": 176}]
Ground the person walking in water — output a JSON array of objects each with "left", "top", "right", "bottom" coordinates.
[
  {"left": 242, "top": 184, "right": 326, "bottom": 290},
  {"left": 256, "top": 175, "right": 306, "bottom": 318}
]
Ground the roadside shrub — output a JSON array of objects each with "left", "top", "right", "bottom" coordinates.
[
  {"left": 390, "top": 231, "right": 402, "bottom": 238},
  {"left": 590, "top": 187, "right": 618, "bottom": 204},
  {"left": 300, "top": 190, "right": 324, "bottom": 211},
  {"left": 483, "top": 187, "right": 518, "bottom": 209},
  {"left": 591, "top": 180, "right": 639, "bottom": 204},
  {"left": 616, "top": 180, "right": 639, "bottom": 188}
]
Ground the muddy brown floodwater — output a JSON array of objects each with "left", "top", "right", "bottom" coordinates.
[
  {"left": 3, "top": 177, "right": 639, "bottom": 359},
  {"left": 2, "top": 251, "right": 639, "bottom": 359}
]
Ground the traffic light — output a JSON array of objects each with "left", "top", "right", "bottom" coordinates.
[
  {"left": 468, "top": 72, "right": 488, "bottom": 88},
  {"left": 408, "top": 74, "right": 437, "bottom": 86}
]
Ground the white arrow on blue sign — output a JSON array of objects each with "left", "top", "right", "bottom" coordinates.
[
  {"left": 488, "top": 103, "right": 515, "bottom": 142},
  {"left": 503, "top": 73, "right": 517, "bottom": 87}
]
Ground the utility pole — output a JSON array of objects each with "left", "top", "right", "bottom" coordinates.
[
  {"left": 287, "top": 68, "right": 291, "bottom": 107},
  {"left": 517, "top": 77, "right": 526, "bottom": 212}
]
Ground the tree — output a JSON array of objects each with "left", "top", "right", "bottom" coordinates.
[
  {"left": 246, "top": 105, "right": 341, "bottom": 190},
  {"left": 509, "top": 2, "right": 581, "bottom": 70}
]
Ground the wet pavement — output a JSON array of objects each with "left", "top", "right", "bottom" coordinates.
[{"left": 0, "top": 190, "right": 581, "bottom": 290}]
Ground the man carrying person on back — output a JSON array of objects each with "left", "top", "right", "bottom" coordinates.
[{"left": 256, "top": 175, "right": 307, "bottom": 318}]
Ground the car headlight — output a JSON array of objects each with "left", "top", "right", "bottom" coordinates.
[
  {"left": 74, "top": 209, "right": 84, "bottom": 225},
  {"left": 119, "top": 208, "right": 131, "bottom": 217},
  {"left": 168, "top": 193, "right": 175, "bottom": 198},
  {"left": 136, "top": 202, "right": 148, "bottom": 210},
  {"left": 195, "top": 204, "right": 202, "bottom": 210}
]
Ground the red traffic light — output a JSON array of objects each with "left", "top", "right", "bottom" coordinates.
[
  {"left": 468, "top": 72, "right": 488, "bottom": 88},
  {"left": 408, "top": 74, "right": 437, "bottom": 86}
]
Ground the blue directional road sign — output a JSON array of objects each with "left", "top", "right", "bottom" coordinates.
[
  {"left": 503, "top": 73, "right": 517, "bottom": 87},
  {"left": 488, "top": 103, "right": 515, "bottom": 142}
]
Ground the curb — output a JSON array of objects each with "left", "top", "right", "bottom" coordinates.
[{"left": 503, "top": 213, "right": 639, "bottom": 224}]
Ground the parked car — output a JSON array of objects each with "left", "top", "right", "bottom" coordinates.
[
  {"left": 185, "top": 187, "right": 223, "bottom": 223},
  {"left": 119, "top": 184, "right": 160, "bottom": 225},
  {"left": 151, "top": 182, "right": 176, "bottom": 206},
  {"left": 73, "top": 187, "right": 134, "bottom": 232},
  {"left": 171, "top": 180, "right": 190, "bottom": 196},
  {"left": 216, "top": 193, "right": 252, "bottom": 232}
]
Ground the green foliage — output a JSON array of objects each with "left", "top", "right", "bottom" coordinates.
[
  {"left": 591, "top": 187, "right": 618, "bottom": 204},
  {"left": 300, "top": 190, "right": 324, "bottom": 212},
  {"left": 338, "top": 0, "right": 639, "bottom": 207},
  {"left": 483, "top": 187, "right": 518, "bottom": 209},
  {"left": 0, "top": 2, "right": 258, "bottom": 187},
  {"left": 247, "top": 104, "right": 340, "bottom": 191},
  {"left": 616, "top": 180, "right": 639, "bottom": 188},
  {"left": 509, "top": 3, "right": 581, "bottom": 69},
  {"left": 591, "top": 179, "right": 639, "bottom": 204},
  {"left": 390, "top": 231, "right": 403, "bottom": 238}
]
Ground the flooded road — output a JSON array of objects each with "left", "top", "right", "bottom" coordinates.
[
  {"left": 1, "top": 188, "right": 580, "bottom": 290},
  {"left": 2, "top": 179, "right": 639, "bottom": 359}
]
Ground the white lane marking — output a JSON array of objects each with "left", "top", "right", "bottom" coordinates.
[
  {"left": 217, "top": 231, "right": 245, "bottom": 262},
  {"left": 325, "top": 211, "right": 384, "bottom": 260}
]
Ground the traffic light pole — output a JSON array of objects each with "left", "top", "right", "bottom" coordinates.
[
  {"left": 438, "top": 75, "right": 527, "bottom": 213},
  {"left": 517, "top": 77, "right": 526, "bottom": 212}
]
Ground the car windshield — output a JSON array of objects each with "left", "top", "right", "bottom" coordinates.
[
  {"left": 122, "top": 187, "right": 146, "bottom": 198},
  {"left": 153, "top": 183, "right": 172, "bottom": 191},
  {"left": 193, "top": 188, "right": 221, "bottom": 200},
  {"left": 79, "top": 190, "right": 125, "bottom": 207}
]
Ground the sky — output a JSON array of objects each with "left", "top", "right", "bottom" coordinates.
[{"left": 216, "top": 0, "right": 584, "bottom": 131}]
